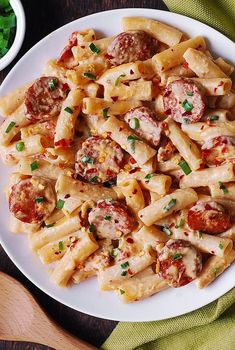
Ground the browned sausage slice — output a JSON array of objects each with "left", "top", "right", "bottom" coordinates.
[
  {"left": 106, "top": 30, "right": 158, "bottom": 66},
  {"left": 123, "top": 106, "right": 163, "bottom": 147},
  {"left": 9, "top": 177, "right": 56, "bottom": 224},
  {"left": 57, "top": 31, "right": 79, "bottom": 64},
  {"left": 75, "top": 136, "right": 124, "bottom": 183},
  {"left": 88, "top": 199, "right": 135, "bottom": 239},
  {"left": 163, "top": 78, "right": 206, "bottom": 123},
  {"left": 158, "top": 239, "right": 202, "bottom": 288},
  {"left": 187, "top": 201, "right": 231, "bottom": 234},
  {"left": 202, "top": 136, "right": 235, "bottom": 166},
  {"left": 25, "top": 77, "right": 69, "bottom": 122}
]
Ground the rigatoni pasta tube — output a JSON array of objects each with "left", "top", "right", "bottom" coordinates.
[
  {"left": 82, "top": 97, "right": 142, "bottom": 115},
  {"left": 38, "top": 235, "right": 72, "bottom": 264},
  {"left": 196, "top": 249, "right": 235, "bottom": 289},
  {"left": 138, "top": 188, "right": 198, "bottom": 226},
  {"left": 166, "top": 117, "right": 202, "bottom": 170},
  {"left": 51, "top": 230, "right": 99, "bottom": 286},
  {"left": 134, "top": 225, "right": 168, "bottom": 250},
  {"left": 55, "top": 174, "right": 117, "bottom": 201},
  {"left": 160, "top": 64, "right": 195, "bottom": 86},
  {"left": 54, "top": 89, "right": 85, "bottom": 146},
  {"left": 219, "top": 225, "right": 235, "bottom": 241},
  {"left": 152, "top": 36, "right": 206, "bottom": 72},
  {"left": 215, "top": 57, "right": 234, "bottom": 76},
  {"left": 209, "top": 182, "right": 235, "bottom": 201},
  {"left": 119, "top": 179, "right": 145, "bottom": 214},
  {"left": 117, "top": 171, "right": 172, "bottom": 195},
  {"left": 122, "top": 17, "right": 183, "bottom": 46},
  {"left": 0, "top": 83, "right": 30, "bottom": 117},
  {"left": 183, "top": 48, "right": 227, "bottom": 78},
  {"left": 116, "top": 267, "right": 168, "bottom": 303},
  {"left": 97, "top": 61, "right": 144, "bottom": 85},
  {"left": 97, "top": 250, "right": 154, "bottom": 290},
  {"left": 104, "top": 80, "right": 153, "bottom": 101},
  {"left": 180, "top": 163, "right": 235, "bottom": 189},
  {"left": 102, "top": 115, "right": 156, "bottom": 165}
]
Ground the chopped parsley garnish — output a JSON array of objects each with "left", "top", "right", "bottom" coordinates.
[
  {"left": 219, "top": 243, "right": 224, "bottom": 250},
  {"left": 130, "top": 117, "right": 140, "bottom": 130},
  {"left": 90, "top": 176, "right": 98, "bottom": 183},
  {"left": 104, "top": 215, "right": 111, "bottom": 221},
  {"left": 127, "top": 135, "right": 139, "bottom": 153},
  {"left": 34, "top": 197, "right": 45, "bottom": 203},
  {"left": 56, "top": 199, "right": 65, "bottom": 209},
  {"left": 198, "top": 231, "right": 203, "bottom": 239},
  {"left": 64, "top": 106, "right": 73, "bottom": 114},
  {"left": 121, "top": 261, "right": 129, "bottom": 269},
  {"left": 104, "top": 178, "right": 117, "bottom": 187},
  {"left": 48, "top": 78, "right": 57, "bottom": 91},
  {"left": 44, "top": 223, "right": 54, "bottom": 228},
  {"left": 187, "top": 91, "right": 193, "bottom": 96},
  {"left": 109, "top": 248, "right": 117, "bottom": 259},
  {"left": 163, "top": 198, "right": 176, "bottom": 212},
  {"left": 218, "top": 181, "right": 229, "bottom": 194},
  {"left": 81, "top": 155, "right": 94, "bottom": 164},
  {"left": 145, "top": 173, "right": 153, "bottom": 180},
  {"left": 103, "top": 107, "right": 110, "bottom": 119},
  {"left": 162, "top": 225, "right": 172, "bottom": 236},
  {"left": 121, "top": 271, "right": 127, "bottom": 276},
  {"left": 89, "top": 42, "right": 100, "bottom": 54},
  {"left": 183, "top": 118, "right": 190, "bottom": 124},
  {"left": 182, "top": 99, "right": 193, "bottom": 112},
  {"left": 178, "top": 160, "right": 192, "bottom": 175},
  {"left": 115, "top": 74, "right": 126, "bottom": 86},
  {"left": 171, "top": 253, "right": 183, "bottom": 261},
  {"left": 120, "top": 289, "right": 125, "bottom": 294},
  {"left": 208, "top": 115, "right": 219, "bottom": 121},
  {"left": 89, "top": 224, "right": 95, "bottom": 232},
  {"left": 175, "top": 219, "right": 185, "bottom": 228},
  {"left": 15, "top": 141, "right": 24, "bottom": 152},
  {"left": 30, "top": 160, "right": 39, "bottom": 172},
  {"left": 5, "top": 121, "right": 16, "bottom": 133},
  {"left": 58, "top": 241, "right": 64, "bottom": 251},
  {"left": 83, "top": 72, "right": 96, "bottom": 80},
  {"left": 213, "top": 267, "right": 220, "bottom": 276}
]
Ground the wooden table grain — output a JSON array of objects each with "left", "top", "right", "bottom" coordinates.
[{"left": 0, "top": 1, "right": 168, "bottom": 349}]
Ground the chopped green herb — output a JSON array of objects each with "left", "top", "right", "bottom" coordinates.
[
  {"left": 130, "top": 117, "right": 140, "bottom": 130},
  {"left": 121, "top": 261, "right": 129, "bottom": 269},
  {"left": 104, "top": 215, "right": 111, "bottom": 221},
  {"left": 183, "top": 118, "right": 190, "bottom": 124},
  {"left": 48, "top": 78, "right": 57, "bottom": 91},
  {"left": 163, "top": 198, "right": 176, "bottom": 212},
  {"left": 218, "top": 181, "right": 229, "bottom": 194},
  {"left": 5, "top": 121, "right": 16, "bottom": 133},
  {"left": 127, "top": 135, "right": 139, "bottom": 153},
  {"left": 89, "top": 42, "right": 100, "bottom": 54},
  {"left": 58, "top": 241, "right": 64, "bottom": 251},
  {"left": 64, "top": 106, "right": 73, "bottom": 114},
  {"left": 178, "top": 160, "right": 192, "bottom": 175},
  {"left": 90, "top": 176, "right": 98, "bottom": 183},
  {"left": 182, "top": 99, "right": 193, "bottom": 112},
  {"left": 109, "top": 248, "right": 118, "bottom": 259},
  {"left": 45, "top": 223, "right": 54, "bottom": 228},
  {"left": 213, "top": 267, "right": 220, "bottom": 276},
  {"left": 34, "top": 197, "right": 45, "bottom": 203},
  {"left": 162, "top": 225, "right": 172, "bottom": 236},
  {"left": 15, "top": 141, "right": 24, "bottom": 152},
  {"left": 187, "top": 91, "right": 193, "bottom": 96},
  {"left": 83, "top": 72, "right": 96, "bottom": 80},
  {"left": 121, "top": 271, "right": 127, "bottom": 276},
  {"left": 219, "top": 243, "right": 224, "bottom": 250},
  {"left": 120, "top": 289, "right": 125, "bottom": 294},
  {"left": 89, "top": 224, "right": 95, "bottom": 232},
  {"left": 198, "top": 231, "right": 203, "bottom": 239},
  {"left": 103, "top": 107, "right": 110, "bottom": 119},
  {"left": 171, "top": 253, "right": 183, "bottom": 261},
  {"left": 30, "top": 160, "right": 39, "bottom": 172},
  {"left": 208, "top": 115, "right": 219, "bottom": 121},
  {"left": 115, "top": 74, "right": 126, "bottom": 86},
  {"left": 56, "top": 199, "right": 65, "bottom": 209},
  {"left": 175, "top": 219, "right": 185, "bottom": 228},
  {"left": 81, "top": 156, "right": 94, "bottom": 164},
  {"left": 145, "top": 173, "right": 153, "bottom": 180}
]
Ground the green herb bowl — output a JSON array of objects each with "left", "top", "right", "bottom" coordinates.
[{"left": 0, "top": 0, "right": 25, "bottom": 71}]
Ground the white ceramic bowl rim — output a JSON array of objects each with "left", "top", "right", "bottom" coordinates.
[{"left": 0, "top": 0, "right": 26, "bottom": 71}]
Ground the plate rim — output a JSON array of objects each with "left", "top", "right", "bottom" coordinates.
[{"left": 0, "top": 7, "right": 234, "bottom": 322}]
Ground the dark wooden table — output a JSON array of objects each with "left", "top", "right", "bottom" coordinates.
[{"left": 0, "top": 1, "right": 168, "bottom": 349}]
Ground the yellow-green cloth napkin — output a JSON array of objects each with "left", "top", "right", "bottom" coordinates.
[{"left": 102, "top": 2, "right": 235, "bottom": 349}]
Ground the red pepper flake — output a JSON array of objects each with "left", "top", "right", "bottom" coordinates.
[
  {"left": 119, "top": 127, "right": 123, "bottom": 132},
  {"left": 54, "top": 138, "right": 71, "bottom": 148},
  {"left": 123, "top": 82, "right": 130, "bottom": 86},
  {"left": 81, "top": 45, "right": 85, "bottom": 49},
  {"left": 54, "top": 252, "right": 59, "bottom": 255},
  {"left": 164, "top": 109, "right": 171, "bottom": 115},
  {"left": 182, "top": 62, "right": 189, "bottom": 69},
  {"left": 106, "top": 169, "right": 114, "bottom": 176},
  {"left": 218, "top": 81, "right": 224, "bottom": 87},
  {"left": 179, "top": 175, "right": 184, "bottom": 180},
  {"left": 128, "top": 268, "right": 134, "bottom": 275},
  {"left": 162, "top": 122, "right": 168, "bottom": 129},
  {"left": 104, "top": 53, "right": 113, "bottom": 59},
  {"left": 132, "top": 189, "right": 137, "bottom": 195},
  {"left": 62, "top": 83, "right": 70, "bottom": 91},
  {"left": 130, "top": 69, "right": 134, "bottom": 75},
  {"left": 161, "top": 67, "right": 165, "bottom": 71},
  {"left": 221, "top": 146, "right": 228, "bottom": 154},
  {"left": 130, "top": 167, "right": 140, "bottom": 174},
  {"left": 111, "top": 96, "right": 118, "bottom": 102},
  {"left": 80, "top": 190, "right": 84, "bottom": 193},
  {"left": 92, "top": 34, "right": 95, "bottom": 39},
  {"left": 184, "top": 232, "right": 189, "bottom": 236},
  {"left": 211, "top": 250, "right": 215, "bottom": 254},
  {"left": 140, "top": 215, "right": 143, "bottom": 218},
  {"left": 64, "top": 194, "right": 70, "bottom": 199},
  {"left": 130, "top": 157, "right": 137, "bottom": 164},
  {"left": 200, "top": 125, "right": 205, "bottom": 130},
  {"left": 126, "top": 238, "right": 134, "bottom": 244}
]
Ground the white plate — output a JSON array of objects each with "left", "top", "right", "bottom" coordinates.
[{"left": 0, "top": 8, "right": 234, "bottom": 322}]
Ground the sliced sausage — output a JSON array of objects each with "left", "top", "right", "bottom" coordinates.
[
  {"left": 57, "top": 31, "right": 78, "bottom": 64},
  {"left": 88, "top": 199, "right": 135, "bottom": 239},
  {"left": 187, "top": 201, "right": 231, "bottom": 234},
  {"left": 158, "top": 239, "right": 202, "bottom": 288},
  {"left": 25, "top": 77, "right": 69, "bottom": 122},
  {"left": 202, "top": 136, "right": 235, "bottom": 166},
  {"left": 75, "top": 136, "right": 124, "bottom": 183},
  {"left": 163, "top": 78, "right": 206, "bottom": 123},
  {"left": 106, "top": 30, "right": 158, "bottom": 66},
  {"left": 9, "top": 177, "right": 56, "bottom": 224},
  {"left": 123, "top": 106, "right": 163, "bottom": 147}
]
